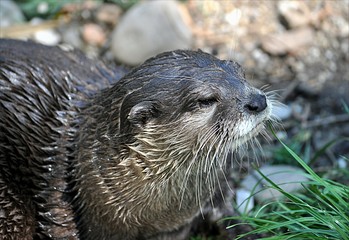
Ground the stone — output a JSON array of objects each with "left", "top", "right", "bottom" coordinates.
[
  {"left": 278, "top": 0, "right": 311, "bottom": 29},
  {"left": 82, "top": 23, "right": 106, "bottom": 46},
  {"left": 34, "top": 29, "right": 61, "bottom": 46},
  {"left": 0, "top": 0, "right": 25, "bottom": 27},
  {"left": 271, "top": 103, "right": 292, "bottom": 120},
  {"left": 96, "top": 3, "right": 123, "bottom": 26},
  {"left": 235, "top": 188, "right": 254, "bottom": 213},
  {"left": 337, "top": 157, "right": 347, "bottom": 169},
  {"left": 241, "top": 165, "right": 308, "bottom": 202},
  {"left": 111, "top": 0, "right": 193, "bottom": 65},
  {"left": 60, "top": 22, "right": 83, "bottom": 49},
  {"left": 296, "top": 82, "right": 320, "bottom": 98},
  {"left": 252, "top": 48, "right": 271, "bottom": 69},
  {"left": 261, "top": 27, "right": 314, "bottom": 55}
]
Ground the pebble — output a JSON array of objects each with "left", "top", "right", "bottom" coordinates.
[
  {"left": 111, "top": 0, "right": 193, "bottom": 65},
  {"left": 337, "top": 157, "right": 347, "bottom": 169},
  {"left": 271, "top": 103, "right": 292, "bottom": 120},
  {"left": 296, "top": 82, "right": 320, "bottom": 98},
  {"left": 37, "top": 1, "right": 49, "bottom": 15},
  {"left": 0, "top": 0, "right": 25, "bottom": 27},
  {"left": 331, "top": 16, "right": 349, "bottom": 38},
  {"left": 241, "top": 165, "right": 308, "bottom": 202},
  {"left": 96, "top": 3, "right": 123, "bottom": 26},
  {"left": 252, "top": 48, "right": 270, "bottom": 69},
  {"left": 275, "top": 131, "right": 288, "bottom": 141},
  {"left": 30, "top": 17, "right": 44, "bottom": 25},
  {"left": 235, "top": 188, "right": 254, "bottom": 213},
  {"left": 278, "top": 0, "right": 311, "bottom": 29},
  {"left": 82, "top": 23, "right": 106, "bottom": 46},
  {"left": 33, "top": 29, "right": 61, "bottom": 46},
  {"left": 60, "top": 22, "right": 83, "bottom": 49},
  {"left": 261, "top": 27, "right": 314, "bottom": 55}
]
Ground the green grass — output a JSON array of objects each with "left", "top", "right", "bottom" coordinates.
[{"left": 226, "top": 131, "right": 349, "bottom": 240}]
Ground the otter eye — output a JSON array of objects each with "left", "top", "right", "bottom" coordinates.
[{"left": 197, "top": 97, "right": 218, "bottom": 108}]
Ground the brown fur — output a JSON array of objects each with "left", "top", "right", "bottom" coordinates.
[{"left": 0, "top": 39, "right": 270, "bottom": 239}]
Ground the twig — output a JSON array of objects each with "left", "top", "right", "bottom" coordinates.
[
  {"left": 279, "top": 80, "right": 299, "bottom": 102},
  {"left": 0, "top": 18, "right": 68, "bottom": 38},
  {"left": 305, "top": 114, "right": 349, "bottom": 128}
]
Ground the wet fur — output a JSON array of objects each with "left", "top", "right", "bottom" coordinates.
[{"left": 0, "top": 39, "right": 270, "bottom": 239}]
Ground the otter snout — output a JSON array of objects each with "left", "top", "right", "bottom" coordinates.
[{"left": 244, "top": 93, "right": 267, "bottom": 114}]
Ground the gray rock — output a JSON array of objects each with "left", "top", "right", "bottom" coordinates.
[
  {"left": 337, "top": 157, "right": 347, "bottom": 169},
  {"left": 241, "top": 165, "right": 308, "bottom": 202},
  {"left": 261, "top": 27, "right": 314, "bottom": 55},
  {"left": 0, "top": 0, "right": 25, "bottom": 27},
  {"left": 34, "top": 29, "right": 61, "bottom": 46},
  {"left": 96, "top": 3, "right": 123, "bottom": 26},
  {"left": 235, "top": 188, "right": 254, "bottom": 213},
  {"left": 111, "top": 0, "right": 193, "bottom": 65},
  {"left": 60, "top": 22, "right": 83, "bottom": 49},
  {"left": 271, "top": 103, "right": 292, "bottom": 120},
  {"left": 252, "top": 48, "right": 270, "bottom": 68},
  {"left": 278, "top": 0, "right": 311, "bottom": 29}
]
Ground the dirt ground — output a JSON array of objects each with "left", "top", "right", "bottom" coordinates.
[{"left": 189, "top": 0, "right": 349, "bottom": 171}]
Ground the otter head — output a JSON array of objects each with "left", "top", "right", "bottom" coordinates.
[{"left": 113, "top": 50, "right": 271, "bottom": 180}]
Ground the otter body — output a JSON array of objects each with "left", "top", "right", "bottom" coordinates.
[{"left": 0, "top": 39, "right": 270, "bottom": 239}]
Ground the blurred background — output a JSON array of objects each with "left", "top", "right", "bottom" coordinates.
[{"left": 1, "top": 0, "right": 348, "bottom": 238}]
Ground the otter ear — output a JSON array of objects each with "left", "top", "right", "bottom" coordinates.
[{"left": 128, "top": 101, "right": 159, "bottom": 127}]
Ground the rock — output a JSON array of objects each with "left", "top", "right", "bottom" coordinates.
[
  {"left": 60, "top": 22, "right": 83, "bottom": 49},
  {"left": 271, "top": 103, "right": 292, "bottom": 120},
  {"left": 36, "top": 1, "right": 49, "bottom": 15},
  {"left": 261, "top": 27, "right": 314, "bottom": 55},
  {"left": 96, "top": 3, "right": 123, "bottom": 26},
  {"left": 0, "top": 0, "right": 25, "bottom": 27},
  {"left": 235, "top": 188, "right": 254, "bottom": 213},
  {"left": 111, "top": 0, "right": 193, "bottom": 65},
  {"left": 29, "top": 17, "right": 61, "bottom": 46},
  {"left": 30, "top": 17, "right": 44, "bottom": 25},
  {"left": 241, "top": 165, "right": 308, "bottom": 202},
  {"left": 33, "top": 29, "right": 61, "bottom": 46},
  {"left": 82, "top": 23, "right": 106, "bottom": 46},
  {"left": 275, "top": 131, "right": 288, "bottom": 141},
  {"left": 337, "top": 157, "right": 347, "bottom": 169},
  {"left": 296, "top": 82, "right": 320, "bottom": 98},
  {"left": 252, "top": 48, "right": 271, "bottom": 69},
  {"left": 278, "top": 0, "right": 311, "bottom": 29}
]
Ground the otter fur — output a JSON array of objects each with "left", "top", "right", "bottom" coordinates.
[{"left": 0, "top": 39, "right": 270, "bottom": 239}]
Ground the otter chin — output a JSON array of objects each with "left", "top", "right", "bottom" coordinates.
[{"left": 0, "top": 39, "right": 271, "bottom": 240}]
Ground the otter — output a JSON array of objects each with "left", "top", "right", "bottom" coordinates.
[{"left": 0, "top": 39, "right": 271, "bottom": 239}]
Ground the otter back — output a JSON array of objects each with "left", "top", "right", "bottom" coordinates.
[{"left": 0, "top": 39, "right": 123, "bottom": 239}]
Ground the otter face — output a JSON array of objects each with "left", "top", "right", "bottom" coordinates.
[
  {"left": 78, "top": 50, "right": 273, "bottom": 238},
  {"left": 120, "top": 50, "right": 270, "bottom": 136},
  {"left": 116, "top": 50, "right": 271, "bottom": 175}
]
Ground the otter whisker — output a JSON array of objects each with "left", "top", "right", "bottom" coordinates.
[
  {"left": 179, "top": 125, "right": 218, "bottom": 208},
  {"left": 196, "top": 152, "right": 206, "bottom": 216},
  {"left": 260, "top": 84, "right": 271, "bottom": 92}
]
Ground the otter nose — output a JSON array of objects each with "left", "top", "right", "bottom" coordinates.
[{"left": 244, "top": 93, "right": 267, "bottom": 113}]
